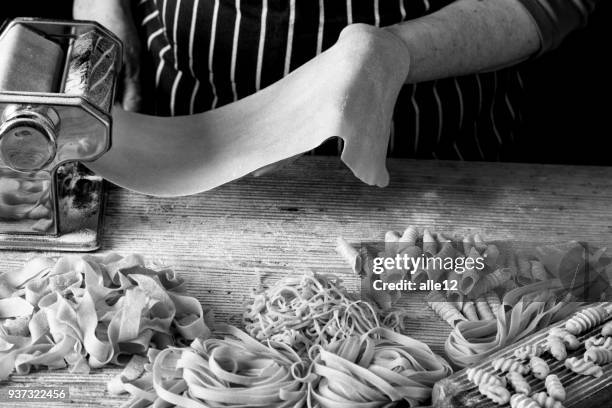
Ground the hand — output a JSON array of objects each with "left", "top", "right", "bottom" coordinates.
[
  {"left": 74, "top": 0, "right": 143, "bottom": 111},
  {"left": 250, "top": 24, "right": 410, "bottom": 180},
  {"left": 90, "top": 23, "right": 412, "bottom": 196}
]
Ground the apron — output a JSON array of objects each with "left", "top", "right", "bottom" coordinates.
[{"left": 136, "top": 0, "right": 524, "bottom": 160}]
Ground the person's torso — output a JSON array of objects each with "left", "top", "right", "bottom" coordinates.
[{"left": 137, "top": 0, "right": 525, "bottom": 160}]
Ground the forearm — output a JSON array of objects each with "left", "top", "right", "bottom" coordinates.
[{"left": 386, "top": 0, "right": 540, "bottom": 83}]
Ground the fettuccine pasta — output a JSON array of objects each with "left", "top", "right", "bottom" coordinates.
[
  {"left": 113, "top": 325, "right": 451, "bottom": 408},
  {"left": 0, "top": 254, "right": 212, "bottom": 380}
]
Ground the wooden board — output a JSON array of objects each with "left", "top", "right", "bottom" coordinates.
[
  {"left": 1, "top": 157, "right": 612, "bottom": 406},
  {"left": 432, "top": 304, "right": 612, "bottom": 408}
]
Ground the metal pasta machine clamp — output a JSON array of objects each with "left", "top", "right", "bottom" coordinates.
[{"left": 0, "top": 18, "right": 122, "bottom": 251}]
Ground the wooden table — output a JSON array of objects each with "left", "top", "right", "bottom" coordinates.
[{"left": 1, "top": 157, "right": 612, "bottom": 407}]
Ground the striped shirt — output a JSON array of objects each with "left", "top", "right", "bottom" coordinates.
[{"left": 136, "top": 0, "right": 597, "bottom": 160}]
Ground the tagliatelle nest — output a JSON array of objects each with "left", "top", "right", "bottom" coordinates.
[
  {"left": 0, "top": 254, "right": 213, "bottom": 380},
  {"left": 112, "top": 325, "right": 452, "bottom": 408},
  {"left": 243, "top": 273, "right": 383, "bottom": 356}
]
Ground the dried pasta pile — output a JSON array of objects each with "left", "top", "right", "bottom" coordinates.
[
  {"left": 336, "top": 227, "right": 604, "bottom": 367},
  {"left": 445, "top": 281, "right": 578, "bottom": 367},
  {"left": 112, "top": 324, "right": 452, "bottom": 408},
  {"left": 243, "top": 273, "right": 382, "bottom": 356},
  {"left": 0, "top": 254, "right": 213, "bottom": 380}
]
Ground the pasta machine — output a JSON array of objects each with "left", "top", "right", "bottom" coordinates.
[{"left": 0, "top": 18, "right": 122, "bottom": 251}]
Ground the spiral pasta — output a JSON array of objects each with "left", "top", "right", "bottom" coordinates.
[
  {"left": 549, "top": 327, "right": 580, "bottom": 350},
  {"left": 478, "top": 383, "right": 511, "bottom": 405},
  {"left": 545, "top": 374, "right": 566, "bottom": 401},
  {"left": 514, "top": 344, "right": 544, "bottom": 360},
  {"left": 602, "top": 320, "right": 612, "bottom": 337},
  {"left": 462, "top": 301, "right": 479, "bottom": 321},
  {"left": 426, "top": 291, "right": 467, "bottom": 327},
  {"left": 565, "top": 306, "right": 609, "bottom": 335},
  {"left": 491, "top": 357, "right": 530, "bottom": 375},
  {"left": 530, "top": 356, "right": 550, "bottom": 380},
  {"left": 564, "top": 357, "right": 604, "bottom": 378},
  {"left": 466, "top": 367, "right": 506, "bottom": 387},
  {"left": 472, "top": 268, "right": 512, "bottom": 297},
  {"left": 546, "top": 335, "right": 567, "bottom": 361},
  {"left": 585, "top": 336, "right": 612, "bottom": 350},
  {"left": 584, "top": 347, "right": 612, "bottom": 364},
  {"left": 506, "top": 370, "right": 530, "bottom": 395},
  {"left": 532, "top": 392, "right": 565, "bottom": 408},
  {"left": 475, "top": 296, "right": 495, "bottom": 320},
  {"left": 510, "top": 393, "right": 540, "bottom": 408}
]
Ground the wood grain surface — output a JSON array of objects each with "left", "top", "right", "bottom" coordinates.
[{"left": 1, "top": 157, "right": 612, "bottom": 407}]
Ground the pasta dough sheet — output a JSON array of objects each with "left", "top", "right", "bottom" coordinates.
[{"left": 88, "top": 39, "right": 407, "bottom": 196}]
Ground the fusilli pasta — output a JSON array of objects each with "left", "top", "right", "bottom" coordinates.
[
  {"left": 546, "top": 335, "right": 567, "bottom": 361},
  {"left": 549, "top": 327, "right": 580, "bottom": 350},
  {"left": 426, "top": 291, "right": 466, "bottom": 327},
  {"left": 545, "top": 374, "right": 566, "bottom": 401},
  {"left": 472, "top": 268, "right": 512, "bottom": 297},
  {"left": 564, "top": 357, "right": 604, "bottom": 378},
  {"left": 476, "top": 296, "right": 495, "bottom": 320},
  {"left": 510, "top": 393, "right": 540, "bottom": 408},
  {"left": 506, "top": 370, "right": 530, "bottom": 395},
  {"left": 462, "top": 301, "right": 479, "bottom": 321},
  {"left": 585, "top": 336, "right": 612, "bottom": 350},
  {"left": 565, "top": 306, "right": 609, "bottom": 335},
  {"left": 478, "top": 383, "right": 511, "bottom": 405},
  {"left": 532, "top": 392, "right": 565, "bottom": 408},
  {"left": 514, "top": 344, "right": 544, "bottom": 360},
  {"left": 530, "top": 356, "right": 550, "bottom": 380},
  {"left": 491, "top": 357, "right": 530, "bottom": 375},
  {"left": 466, "top": 367, "right": 506, "bottom": 387},
  {"left": 583, "top": 347, "right": 612, "bottom": 364},
  {"left": 602, "top": 320, "right": 612, "bottom": 337}
]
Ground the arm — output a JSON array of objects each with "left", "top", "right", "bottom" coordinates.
[{"left": 380, "top": 0, "right": 599, "bottom": 83}]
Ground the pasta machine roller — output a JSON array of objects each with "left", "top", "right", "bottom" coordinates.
[{"left": 0, "top": 18, "right": 122, "bottom": 251}]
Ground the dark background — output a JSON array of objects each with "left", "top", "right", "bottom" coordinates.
[{"left": 1, "top": 1, "right": 610, "bottom": 165}]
